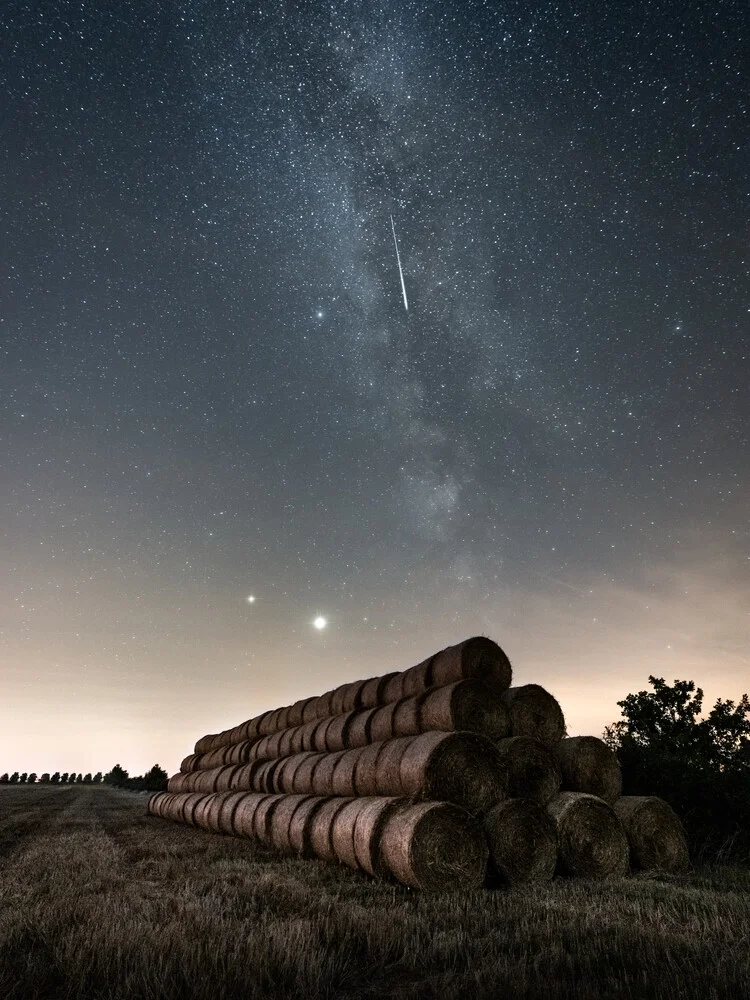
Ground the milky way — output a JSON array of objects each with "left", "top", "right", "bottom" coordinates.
[{"left": 1, "top": 1, "right": 747, "bottom": 773}]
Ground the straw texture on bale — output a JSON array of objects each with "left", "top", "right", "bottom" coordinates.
[
  {"left": 501, "top": 685, "right": 566, "bottom": 744},
  {"left": 183, "top": 733, "right": 504, "bottom": 814},
  {"left": 546, "top": 791, "right": 629, "bottom": 878},
  {"left": 193, "top": 636, "right": 513, "bottom": 753},
  {"left": 308, "top": 797, "right": 352, "bottom": 862},
  {"left": 483, "top": 799, "right": 558, "bottom": 884},
  {"left": 379, "top": 802, "right": 488, "bottom": 891},
  {"left": 495, "top": 737, "right": 561, "bottom": 804},
  {"left": 613, "top": 796, "right": 689, "bottom": 872},
  {"left": 553, "top": 736, "right": 622, "bottom": 804},
  {"left": 329, "top": 796, "right": 403, "bottom": 876}
]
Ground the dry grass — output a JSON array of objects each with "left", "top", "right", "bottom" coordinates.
[{"left": 1, "top": 786, "right": 749, "bottom": 1000}]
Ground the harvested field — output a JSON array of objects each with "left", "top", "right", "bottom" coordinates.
[{"left": 1, "top": 785, "right": 748, "bottom": 1000}]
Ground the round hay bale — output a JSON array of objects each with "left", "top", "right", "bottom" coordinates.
[
  {"left": 276, "top": 728, "right": 295, "bottom": 757},
  {"left": 392, "top": 696, "right": 421, "bottom": 736},
  {"left": 341, "top": 679, "right": 368, "bottom": 713},
  {"left": 193, "top": 793, "right": 219, "bottom": 832},
  {"left": 380, "top": 802, "right": 488, "bottom": 891},
  {"left": 297, "top": 720, "right": 318, "bottom": 752},
  {"left": 347, "top": 707, "right": 377, "bottom": 747},
  {"left": 193, "top": 734, "right": 215, "bottom": 754},
  {"left": 311, "top": 750, "right": 346, "bottom": 795},
  {"left": 214, "top": 764, "right": 242, "bottom": 792},
  {"left": 399, "top": 731, "right": 506, "bottom": 814},
  {"left": 371, "top": 737, "right": 410, "bottom": 797},
  {"left": 325, "top": 712, "right": 355, "bottom": 752},
  {"left": 330, "top": 683, "right": 351, "bottom": 717},
  {"left": 230, "top": 759, "right": 267, "bottom": 792},
  {"left": 287, "top": 796, "right": 329, "bottom": 857},
  {"left": 180, "top": 791, "right": 207, "bottom": 825},
  {"left": 228, "top": 739, "right": 260, "bottom": 765},
  {"left": 315, "top": 717, "right": 338, "bottom": 752},
  {"left": 613, "top": 796, "right": 689, "bottom": 872},
  {"left": 287, "top": 725, "right": 307, "bottom": 755},
  {"left": 501, "top": 685, "right": 566, "bottom": 744},
  {"left": 262, "top": 708, "right": 285, "bottom": 736},
  {"left": 484, "top": 799, "right": 557, "bottom": 884},
  {"left": 269, "top": 795, "right": 316, "bottom": 853},
  {"left": 215, "top": 790, "right": 251, "bottom": 834},
  {"left": 271, "top": 755, "right": 303, "bottom": 793},
  {"left": 352, "top": 797, "right": 404, "bottom": 876},
  {"left": 232, "top": 793, "right": 270, "bottom": 837},
  {"left": 302, "top": 697, "right": 321, "bottom": 724},
  {"left": 431, "top": 636, "right": 512, "bottom": 693},
  {"left": 553, "top": 736, "right": 622, "bottom": 804},
  {"left": 359, "top": 672, "right": 398, "bottom": 709},
  {"left": 167, "top": 772, "right": 187, "bottom": 793},
  {"left": 288, "top": 697, "right": 313, "bottom": 727},
  {"left": 369, "top": 703, "right": 399, "bottom": 743},
  {"left": 381, "top": 673, "right": 406, "bottom": 703},
  {"left": 180, "top": 752, "right": 203, "bottom": 773},
  {"left": 330, "top": 799, "right": 364, "bottom": 869},
  {"left": 400, "top": 654, "right": 434, "bottom": 698},
  {"left": 204, "top": 793, "right": 228, "bottom": 833},
  {"left": 313, "top": 690, "right": 335, "bottom": 721},
  {"left": 158, "top": 794, "right": 181, "bottom": 821},
  {"left": 253, "top": 794, "right": 284, "bottom": 844},
  {"left": 308, "top": 797, "right": 352, "bottom": 861},
  {"left": 495, "top": 737, "right": 560, "bottom": 804},
  {"left": 253, "top": 759, "right": 277, "bottom": 793},
  {"left": 147, "top": 791, "right": 168, "bottom": 817},
  {"left": 276, "top": 706, "right": 292, "bottom": 731},
  {"left": 547, "top": 791, "right": 629, "bottom": 878},
  {"left": 290, "top": 752, "right": 326, "bottom": 793},
  {"left": 419, "top": 680, "right": 510, "bottom": 742},
  {"left": 352, "top": 742, "right": 386, "bottom": 796},
  {"left": 261, "top": 732, "right": 284, "bottom": 759},
  {"left": 330, "top": 749, "right": 360, "bottom": 797}
]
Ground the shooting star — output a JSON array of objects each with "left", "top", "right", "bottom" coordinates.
[{"left": 390, "top": 213, "right": 409, "bottom": 312}]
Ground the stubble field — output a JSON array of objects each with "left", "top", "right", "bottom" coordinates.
[{"left": 0, "top": 785, "right": 748, "bottom": 1000}]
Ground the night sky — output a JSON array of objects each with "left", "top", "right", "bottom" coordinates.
[{"left": 2, "top": 1, "right": 747, "bottom": 776}]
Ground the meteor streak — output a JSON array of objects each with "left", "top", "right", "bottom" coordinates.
[{"left": 390, "top": 213, "right": 409, "bottom": 312}]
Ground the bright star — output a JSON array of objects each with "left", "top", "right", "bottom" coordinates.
[
  {"left": 313, "top": 616, "right": 327, "bottom": 630},
  {"left": 246, "top": 595, "right": 256, "bottom": 604}
]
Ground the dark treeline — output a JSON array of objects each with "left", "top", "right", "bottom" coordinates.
[
  {"left": 0, "top": 765, "right": 168, "bottom": 792},
  {"left": 605, "top": 676, "right": 750, "bottom": 862}
]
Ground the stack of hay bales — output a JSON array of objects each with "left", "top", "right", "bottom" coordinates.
[{"left": 149, "top": 636, "right": 689, "bottom": 891}]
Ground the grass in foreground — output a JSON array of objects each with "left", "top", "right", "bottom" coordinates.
[{"left": 0, "top": 785, "right": 748, "bottom": 1000}]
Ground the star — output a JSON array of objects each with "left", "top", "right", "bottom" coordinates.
[{"left": 313, "top": 616, "right": 327, "bottom": 630}]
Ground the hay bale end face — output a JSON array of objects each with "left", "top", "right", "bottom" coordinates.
[
  {"left": 553, "top": 736, "right": 622, "bottom": 804},
  {"left": 379, "top": 802, "right": 488, "bottom": 891},
  {"left": 430, "top": 636, "right": 512, "bottom": 692},
  {"left": 501, "top": 685, "right": 566, "bottom": 744},
  {"left": 400, "top": 731, "right": 507, "bottom": 814},
  {"left": 547, "top": 791, "right": 629, "bottom": 878},
  {"left": 483, "top": 798, "right": 558, "bottom": 884},
  {"left": 613, "top": 796, "right": 689, "bottom": 872},
  {"left": 495, "top": 737, "right": 561, "bottom": 804}
]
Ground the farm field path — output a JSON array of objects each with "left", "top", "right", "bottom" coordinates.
[{"left": 1, "top": 785, "right": 749, "bottom": 1000}]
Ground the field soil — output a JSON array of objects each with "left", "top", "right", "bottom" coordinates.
[{"left": 1, "top": 785, "right": 748, "bottom": 999}]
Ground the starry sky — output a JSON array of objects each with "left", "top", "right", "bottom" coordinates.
[{"left": 2, "top": 1, "right": 747, "bottom": 776}]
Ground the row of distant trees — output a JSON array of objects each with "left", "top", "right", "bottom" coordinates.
[{"left": 0, "top": 764, "right": 168, "bottom": 792}]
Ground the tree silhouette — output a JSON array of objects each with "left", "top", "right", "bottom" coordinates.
[
  {"left": 83, "top": 773, "right": 93, "bottom": 784},
  {"left": 60, "top": 772, "right": 69, "bottom": 784},
  {"left": 50, "top": 772, "right": 60, "bottom": 784},
  {"left": 28, "top": 773, "right": 37, "bottom": 784},
  {"left": 605, "top": 676, "right": 750, "bottom": 859},
  {"left": 104, "top": 764, "right": 129, "bottom": 787},
  {"left": 0, "top": 774, "right": 8, "bottom": 784},
  {"left": 141, "top": 764, "right": 169, "bottom": 792},
  {"left": 9, "top": 772, "right": 19, "bottom": 784},
  {"left": 39, "top": 773, "right": 50, "bottom": 783},
  {"left": 93, "top": 772, "right": 103, "bottom": 784}
]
